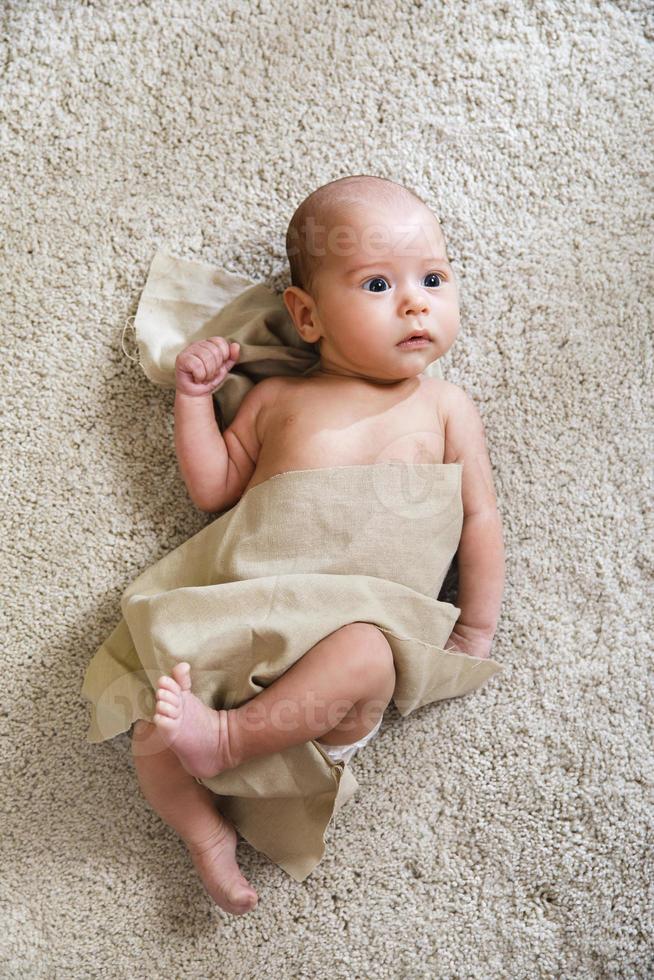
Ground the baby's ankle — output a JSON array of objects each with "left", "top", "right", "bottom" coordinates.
[{"left": 221, "top": 709, "right": 247, "bottom": 770}]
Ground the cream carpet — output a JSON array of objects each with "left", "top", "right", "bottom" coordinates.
[{"left": 2, "top": 1, "right": 652, "bottom": 976}]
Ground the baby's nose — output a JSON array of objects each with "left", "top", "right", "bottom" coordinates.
[{"left": 402, "top": 291, "right": 429, "bottom": 315}]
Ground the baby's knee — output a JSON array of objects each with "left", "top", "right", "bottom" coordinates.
[{"left": 345, "top": 623, "right": 395, "bottom": 687}]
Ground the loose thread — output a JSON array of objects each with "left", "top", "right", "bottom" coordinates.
[{"left": 121, "top": 315, "right": 140, "bottom": 364}]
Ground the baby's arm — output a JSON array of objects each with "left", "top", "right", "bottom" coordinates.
[
  {"left": 441, "top": 383, "right": 505, "bottom": 658},
  {"left": 174, "top": 337, "right": 269, "bottom": 513}
]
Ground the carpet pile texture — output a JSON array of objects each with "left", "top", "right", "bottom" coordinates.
[{"left": 1, "top": 1, "right": 652, "bottom": 976}]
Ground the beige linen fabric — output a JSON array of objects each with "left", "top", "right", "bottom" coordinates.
[
  {"left": 81, "top": 462, "right": 502, "bottom": 882},
  {"left": 130, "top": 249, "right": 443, "bottom": 429}
]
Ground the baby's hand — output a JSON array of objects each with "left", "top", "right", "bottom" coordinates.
[{"left": 175, "top": 337, "right": 240, "bottom": 397}]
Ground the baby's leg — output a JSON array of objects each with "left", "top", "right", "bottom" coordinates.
[
  {"left": 131, "top": 719, "right": 258, "bottom": 916},
  {"left": 236, "top": 622, "right": 396, "bottom": 750},
  {"left": 153, "top": 622, "right": 395, "bottom": 778}
]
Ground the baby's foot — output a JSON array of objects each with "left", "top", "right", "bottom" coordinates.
[
  {"left": 185, "top": 819, "right": 258, "bottom": 916},
  {"left": 153, "top": 662, "right": 237, "bottom": 778}
]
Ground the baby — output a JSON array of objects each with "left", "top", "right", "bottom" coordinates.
[{"left": 130, "top": 175, "right": 505, "bottom": 916}]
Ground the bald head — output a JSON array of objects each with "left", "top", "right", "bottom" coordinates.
[{"left": 285, "top": 175, "right": 444, "bottom": 295}]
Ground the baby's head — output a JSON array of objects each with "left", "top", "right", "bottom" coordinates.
[{"left": 283, "top": 175, "right": 460, "bottom": 385}]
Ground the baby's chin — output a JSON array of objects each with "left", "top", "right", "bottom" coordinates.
[{"left": 315, "top": 346, "right": 440, "bottom": 383}]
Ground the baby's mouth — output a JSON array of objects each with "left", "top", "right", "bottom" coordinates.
[{"left": 397, "top": 333, "right": 432, "bottom": 347}]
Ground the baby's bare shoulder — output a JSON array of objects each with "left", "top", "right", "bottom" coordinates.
[
  {"left": 253, "top": 375, "right": 291, "bottom": 397},
  {"left": 432, "top": 380, "right": 491, "bottom": 470},
  {"left": 261, "top": 373, "right": 324, "bottom": 406},
  {"left": 421, "top": 375, "right": 465, "bottom": 414},
  {"left": 423, "top": 376, "right": 474, "bottom": 409},
  {"left": 252, "top": 374, "right": 301, "bottom": 437},
  {"left": 250, "top": 374, "right": 296, "bottom": 411}
]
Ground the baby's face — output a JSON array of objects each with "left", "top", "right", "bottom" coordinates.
[{"left": 287, "top": 198, "right": 460, "bottom": 384}]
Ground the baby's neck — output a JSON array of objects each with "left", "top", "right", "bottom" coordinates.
[{"left": 311, "top": 364, "right": 414, "bottom": 387}]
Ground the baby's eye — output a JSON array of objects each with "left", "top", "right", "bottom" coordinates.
[
  {"left": 362, "top": 277, "right": 390, "bottom": 292},
  {"left": 362, "top": 273, "right": 444, "bottom": 292}
]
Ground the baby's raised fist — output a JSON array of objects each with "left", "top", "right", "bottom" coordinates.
[{"left": 175, "top": 337, "right": 240, "bottom": 397}]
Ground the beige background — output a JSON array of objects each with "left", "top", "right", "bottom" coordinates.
[{"left": 1, "top": 1, "right": 652, "bottom": 977}]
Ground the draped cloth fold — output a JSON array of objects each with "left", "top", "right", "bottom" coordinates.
[{"left": 81, "top": 462, "right": 502, "bottom": 881}]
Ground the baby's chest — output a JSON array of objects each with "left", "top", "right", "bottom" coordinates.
[{"left": 264, "top": 387, "right": 446, "bottom": 467}]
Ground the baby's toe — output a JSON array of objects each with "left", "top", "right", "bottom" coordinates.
[
  {"left": 155, "top": 695, "right": 180, "bottom": 718},
  {"left": 157, "top": 675, "right": 180, "bottom": 695},
  {"left": 153, "top": 711, "right": 176, "bottom": 728},
  {"left": 171, "top": 662, "right": 192, "bottom": 691},
  {"left": 156, "top": 688, "right": 178, "bottom": 706}
]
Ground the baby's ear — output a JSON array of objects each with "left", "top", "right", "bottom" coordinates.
[{"left": 283, "top": 286, "right": 320, "bottom": 343}]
